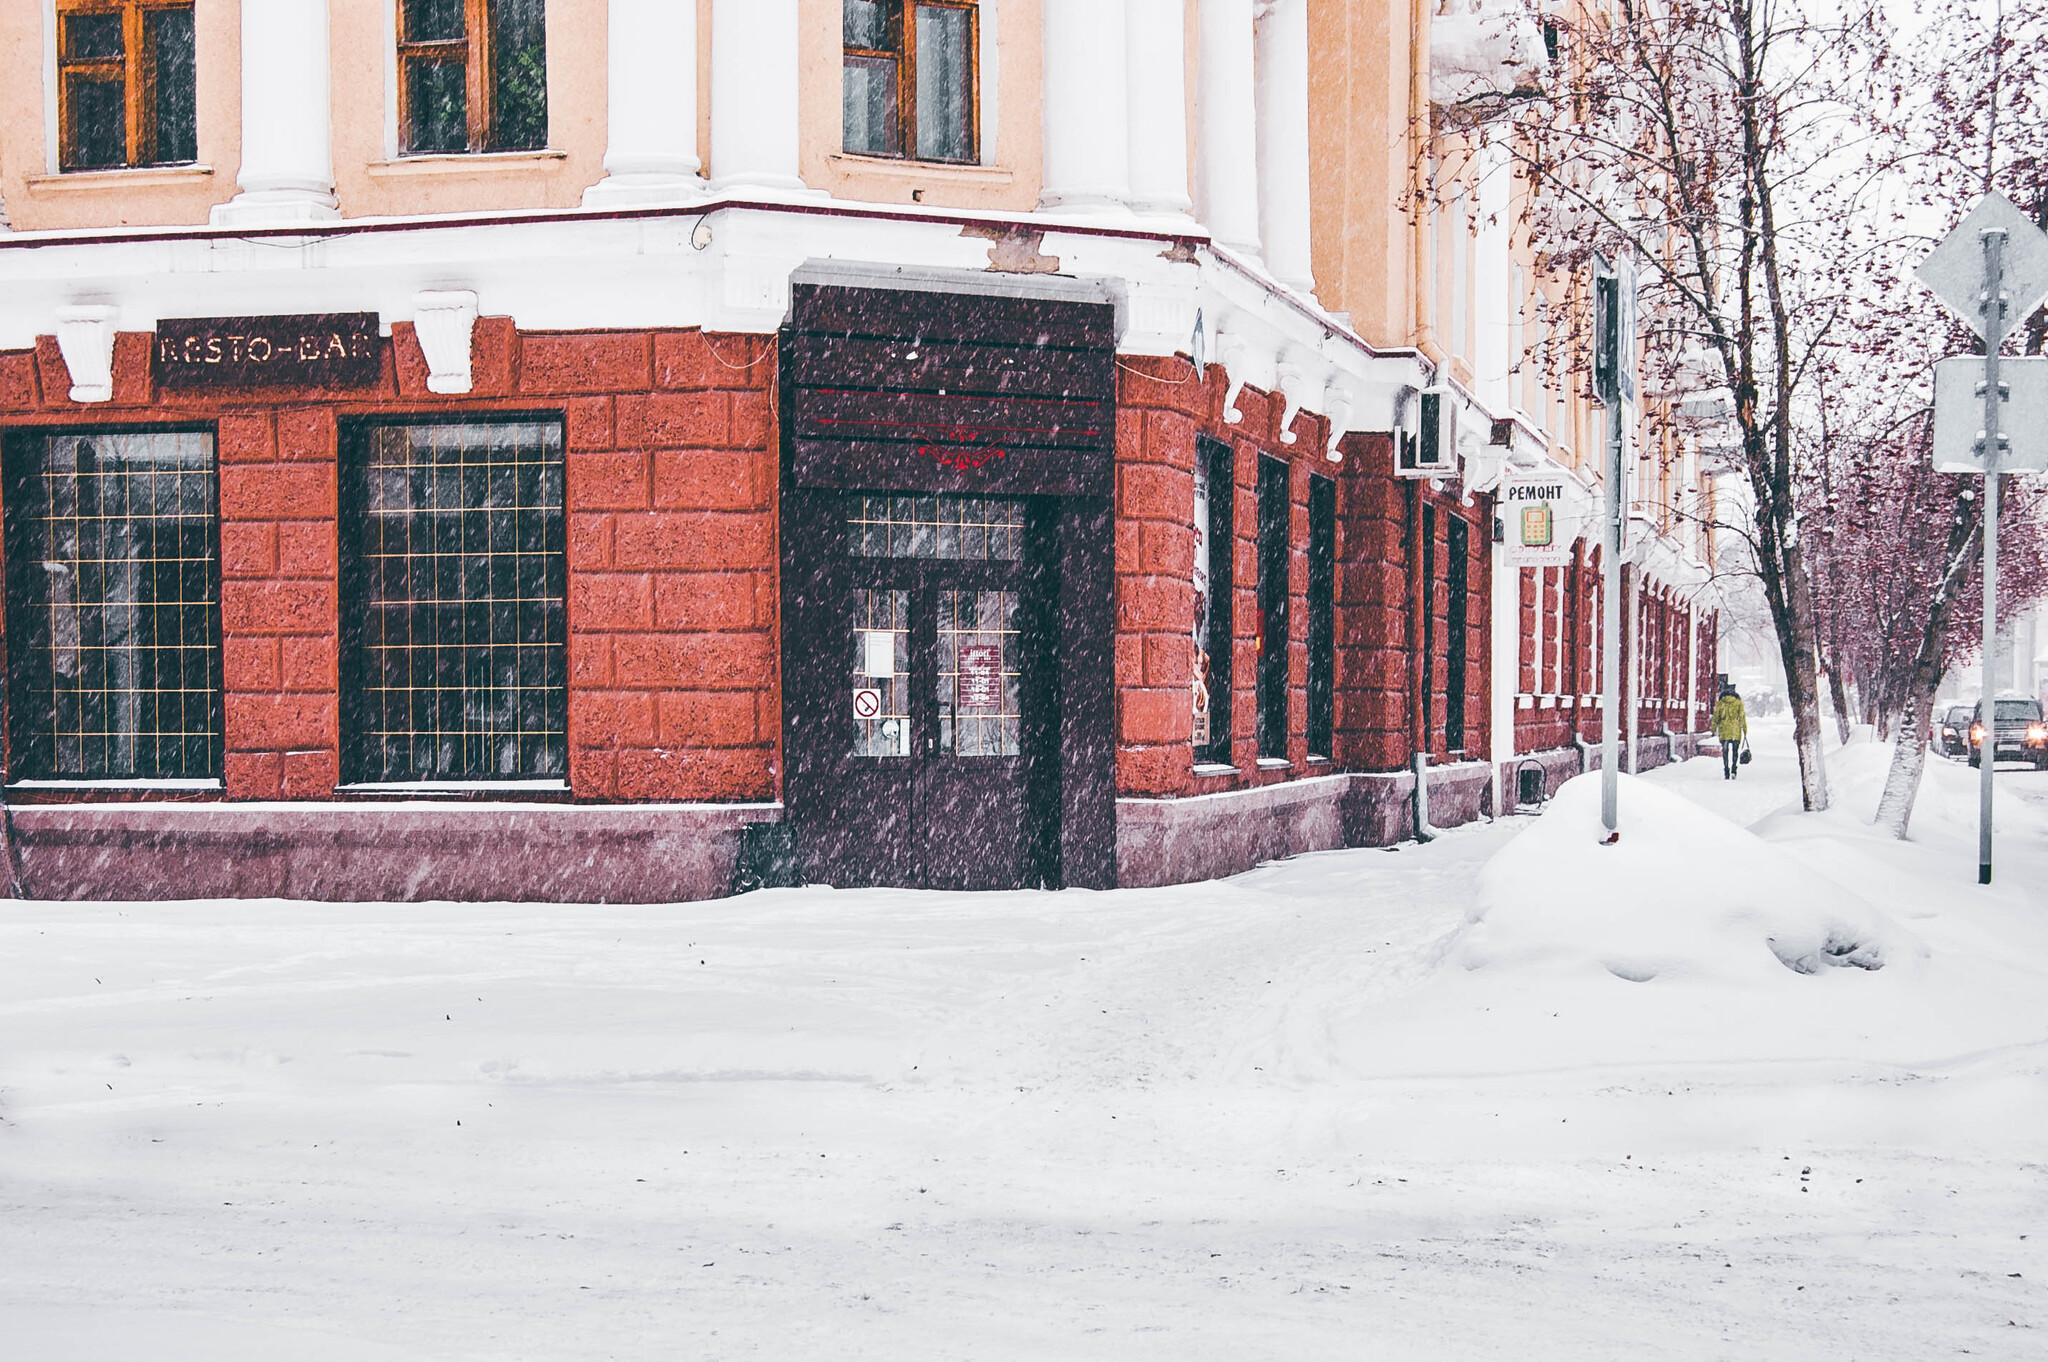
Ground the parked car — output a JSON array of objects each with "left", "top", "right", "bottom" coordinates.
[
  {"left": 1967, "top": 696, "right": 2048, "bottom": 769},
  {"left": 1937, "top": 703, "right": 1975, "bottom": 759}
]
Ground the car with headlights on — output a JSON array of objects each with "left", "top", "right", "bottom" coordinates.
[{"left": 1967, "top": 696, "right": 2048, "bottom": 770}]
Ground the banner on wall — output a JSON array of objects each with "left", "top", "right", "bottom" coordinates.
[{"left": 1499, "top": 470, "right": 1585, "bottom": 569}]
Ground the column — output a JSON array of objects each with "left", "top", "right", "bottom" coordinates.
[
  {"left": 1254, "top": 0, "right": 1315, "bottom": 294},
  {"left": 586, "top": 0, "right": 704, "bottom": 205},
  {"left": 212, "top": 0, "right": 336, "bottom": 225},
  {"left": 1126, "top": 0, "right": 1192, "bottom": 218},
  {"left": 709, "top": 0, "right": 806, "bottom": 193},
  {"left": 1196, "top": 0, "right": 1260, "bottom": 256},
  {"left": 1039, "top": 0, "right": 1131, "bottom": 211}
]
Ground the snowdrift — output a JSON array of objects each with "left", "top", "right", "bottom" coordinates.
[{"left": 1460, "top": 772, "right": 1918, "bottom": 985}]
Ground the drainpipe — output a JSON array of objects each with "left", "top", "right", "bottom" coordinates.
[{"left": 1413, "top": 750, "right": 1436, "bottom": 842}]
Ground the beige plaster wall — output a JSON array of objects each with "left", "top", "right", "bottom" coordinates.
[
  {"left": 1306, "top": 0, "right": 1417, "bottom": 349},
  {"left": 0, "top": 0, "right": 241, "bottom": 230},
  {"left": 795, "top": 0, "right": 1042, "bottom": 212}
]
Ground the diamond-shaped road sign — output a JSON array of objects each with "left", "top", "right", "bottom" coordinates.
[
  {"left": 1917, "top": 192, "right": 2048, "bottom": 343},
  {"left": 1932, "top": 355, "right": 2048, "bottom": 472}
]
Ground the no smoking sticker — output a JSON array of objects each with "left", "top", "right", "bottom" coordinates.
[{"left": 853, "top": 688, "right": 883, "bottom": 720}]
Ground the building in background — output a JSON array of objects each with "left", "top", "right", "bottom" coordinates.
[{"left": 0, "top": 0, "right": 1716, "bottom": 900}]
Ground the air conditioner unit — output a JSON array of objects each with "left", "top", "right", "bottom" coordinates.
[{"left": 1396, "top": 386, "right": 1459, "bottom": 477}]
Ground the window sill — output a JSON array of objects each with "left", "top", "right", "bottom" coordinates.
[
  {"left": 1306, "top": 754, "right": 1331, "bottom": 765},
  {"left": 1192, "top": 762, "right": 1239, "bottom": 778},
  {"left": 827, "top": 153, "right": 1015, "bottom": 186},
  {"left": 25, "top": 164, "right": 214, "bottom": 192},
  {"left": 334, "top": 779, "right": 570, "bottom": 795},
  {"left": 8, "top": 778, "right": 222, "bottom": 791},
  {"left": 1255, "top": 757, "right": 1292, "bottom": 771},
  {"left": 367, "top": 150, "right": 570, "bottom": 178}
]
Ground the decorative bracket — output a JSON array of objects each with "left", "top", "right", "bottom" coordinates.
[
  {"left": 55, "top": 306, "right": 118, "bottom": 403},
  {"left": 1321, "top": 382, "right": 1355, "bottom": 463},
  {"left": 1216, "top": 327, "right": 1251, "bottom": 424},
  {"left": 412, "top": 291, "right": 479, "bottom": 395}
]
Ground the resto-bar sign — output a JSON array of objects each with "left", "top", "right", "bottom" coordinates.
[{"left": 154, "top": 313, "right": 382, "bottom": 388}]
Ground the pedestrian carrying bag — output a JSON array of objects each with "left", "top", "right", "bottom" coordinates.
[{"left": 1739, "top": 744, "right": 1753, "bottom": 766}]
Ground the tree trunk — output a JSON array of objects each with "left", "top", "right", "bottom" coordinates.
[
  {"left": 1875, "top": 669, "right": 1940, "bottom": 838},
  {"left": 1780, "top": 544, "right": 1832, "bottom": 809},
  {"left": 1875, "top": 486, "right": 1982, "bottom": 837},
  {"left": 1828, "top": 660, "right": 1853, "bottom": 744}
]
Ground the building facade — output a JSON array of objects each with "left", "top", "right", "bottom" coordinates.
[{"left": 0, "top": 0, "right": 1717, "bottom": 901}]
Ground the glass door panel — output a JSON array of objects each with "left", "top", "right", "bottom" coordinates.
[
  {"left": 938, "top": 588, "right": 1020, "bottom": 757},
  {"left": 850, "top": 587, "right": 911, "bottom": 757}
]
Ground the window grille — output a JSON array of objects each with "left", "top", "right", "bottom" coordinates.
[
  {"left": 3, "top": 430, "right": 220, "bottom": 782},
  {"left": 1192, "top": 435, "right": 1233, "bottom": 764},
  {"left": 842, "top": 0, "right": 978, "bottom": 163},
  {"left": 398, "top": 0, "right": 548, "bottom": 156},
  {"left": 846, "top": 494, "right": 1022, "bottom": 560},
  {"left": 340, "top": 420, "right": 566, "bottom": 784},
  {"left": 56, "top": 1, "right": 197, "bottom": 171}
]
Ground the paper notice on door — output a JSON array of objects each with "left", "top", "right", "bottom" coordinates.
[
  {"left": 958, "top": 644, "right": 1004, "bottom": 709},
  {"left": 861, "top": 629, "right": 897, "bottom": 678}
]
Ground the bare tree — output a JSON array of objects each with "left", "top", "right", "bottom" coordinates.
[{"left": 1443, "top": 0, "right": 1901, "bottom": 810}]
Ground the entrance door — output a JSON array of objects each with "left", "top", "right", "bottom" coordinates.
[{"left": 787, "top": 493, "right": 1053, "bottom": 890}]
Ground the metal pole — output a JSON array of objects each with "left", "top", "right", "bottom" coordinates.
[
  {"left": 1978, "top": 226, "right": 2007, "bottom": 885},
  {"left": 1601, "top": 393, "right": 1624, "bottom": 839}
]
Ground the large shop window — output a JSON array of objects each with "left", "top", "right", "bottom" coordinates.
[
  {"left": 339, "top": 419, "right": 567, "bottom": 786},
  {"left": 1192, "top": 436, "right": 1233, "bottom": 765},
  {"left": 842, "top": 0, "right": 978, "bottom": 163},
  {"left": 1306, "top": 473, "right": 1335, "bottom": 760},
  {"left": 1445, "top": 514, "right": 1470, "bottom": 752},
  {"left": 56, "top": 1, "right": 198, "bottom": 171},
  {"left": 2, "top": 430, "right": 221, "bottom": 783},
  {"left": 398, "top": 0, "right": 548, "bottom": 156},
  {"left": 1255, "top": 456, "right": 1290, "bottom": 761}
]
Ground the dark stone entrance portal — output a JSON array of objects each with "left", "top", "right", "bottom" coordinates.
[{"left": 779, "top": 272, "right": 1116, "bottom": 891}]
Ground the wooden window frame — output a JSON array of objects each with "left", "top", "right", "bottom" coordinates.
[
  {"left": 55, "top": 0, "right": 195, "bottom": 171},
  {"left": 843, "top": 0, "right": 981, "bottom": 165},
  {"left": 397, "top": 0, "right": 547, "bottom": 156}
]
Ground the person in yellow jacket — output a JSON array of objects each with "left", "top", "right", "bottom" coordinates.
[{"left": 1713, "top": 685, "right": 1749, "bottom": 780}]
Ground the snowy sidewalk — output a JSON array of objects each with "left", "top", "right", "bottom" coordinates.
[{"left": 3, "top": 731, "right": 2046, "bottom": 1360}]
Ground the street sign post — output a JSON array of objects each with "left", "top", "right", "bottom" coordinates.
[
  {"left": 1592, "top": 252, "right": 1636, "bottom": 843},
  {"left": 1917, "top": 191, "right": 2048, "bottom": 885}
]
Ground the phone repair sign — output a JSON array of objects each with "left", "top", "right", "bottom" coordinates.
[{"left": 1500, "top": 471, "right": 1580, "bottom": 568}]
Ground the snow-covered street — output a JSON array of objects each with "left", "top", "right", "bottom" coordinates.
[{"left": 5, "top": 727, "right": 2047, "bottom": 1360}]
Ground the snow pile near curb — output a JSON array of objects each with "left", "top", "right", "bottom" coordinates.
[{"left": 1460, "top": 772, "right": 1919, "bottom": 986}]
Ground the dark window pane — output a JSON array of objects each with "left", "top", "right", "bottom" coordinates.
[
  {"left": 64, "top": 11, "right": 124, "bottom": 60},
  {"left": 843, "top": 55, "right": 900, "bottom": 155},
  {"left": 490, "top": 0, "right": 549, "bottom": 151},
  {"left": 4, "top": 431, "right": 220, "bottom": 781},
  {"left": 1307, "top": 475, "right": 1335, "bottom": 758},
  {"left": 64, "top": 74, "right": 127, "bottom": 170},
  {"left": 915, "top": 4, "right": 973, "bottom": 161},
  {"left": 844, "top": 0, "right": 894, "bottom": 49},
  {"left": 403, "top": 0, "right": 466, "bottom": 41},
  {"left": 343, "top": 421, "right": 566, "bottom": 783},
  {"left": 405, "top": 57, "right": 469, "bottom": 153},
  {"left": 145, "top": 8, "right": 199, "bottom": 165},
  {"left": 1446, "top": 516, "right": 1469, "bottom": 751},
  {"left": 1256, "top": 456, "right": 1289, "bottom": 760}
]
